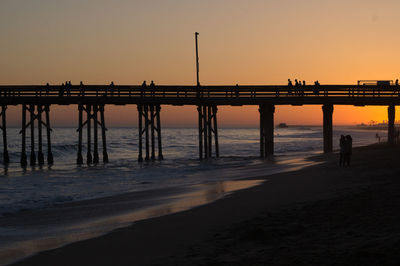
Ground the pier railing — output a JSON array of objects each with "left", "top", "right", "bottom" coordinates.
[{"left": 1, "top": 84, "right": 400, "bottom": 100}]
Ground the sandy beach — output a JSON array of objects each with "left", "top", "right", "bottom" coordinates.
[{"left": 10, "top": 143, "right": 400, "bottom": 265}]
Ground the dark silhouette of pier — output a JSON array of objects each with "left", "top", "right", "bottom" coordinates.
[{"left": 0, "top": 82, "right": 398, "bottom": 166}]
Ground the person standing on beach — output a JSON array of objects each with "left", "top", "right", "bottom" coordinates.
[
  {"left": 339, "top": 135, "right": 346, "bottom": 166},
  {"left": 345, "top": 135, "right": 353, "bottom": 166}
]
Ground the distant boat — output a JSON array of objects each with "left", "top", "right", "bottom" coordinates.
[{"left": 277, "top": 123, "right": 288, "bottom": 128}]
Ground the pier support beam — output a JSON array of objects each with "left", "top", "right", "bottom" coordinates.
[
  {"left": 137, "top": 104, "right": 163, "bottom": 162},
  {"left": 45, "top": 105, "right": 53, "bottom": 165},
  {"left": 144, "top": 105, "right": 150, "bottom": 161},
  {"left": 388, "top": 104, "right": 395, "bottom": 146},
  {"left": 29, "top": 104, "right": 36, "bottom": 166},
  {"left": 322, "top": 104, "right": 334, "bottom": 153},
  {"left": 20, "top": 105, "right": 27, "bottom": 167},
  {"left": 156, "top": 105, "right": 163, "bottom": 160},
  {"left": 197, "top": 105, "right": 219, "bottom": 159},
  {"left": 138, "top": 105, "right": 143, "bottom": 162},
  {"left": 100, "top": 105, "right": 109, "bottom": 163},
  {"left": 150, "top": 105, "right": 155, "bottom": 160},
  {"left": 76, "top": 104, "right": 108, "bottom": 165},
  {"left": 77, "top": 104, "right": 84, "bottom": 164},
  {"left": 1, "top": 106, "right": 9, "bottom": 164},
  {"left": 86, "top": 104, "right": 92, "bottom": 164},
  {"left": 37, "top": 105, "right": 44, "bottom": 165},
  {"left": 259, "top": 104, "right": 275, "bottom": 158},
  {"left": 19, "top": 104, "right": 53, "bottom": 167},
  {"left": 93, "top": 105, "right": 99, "bottom": 164}
]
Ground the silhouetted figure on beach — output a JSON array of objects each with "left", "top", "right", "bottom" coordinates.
[
  {"left": 141, "top": 81, "right": 147, "bottom": 97},
  {"left": 287, "top": 79, "right": 293, "bottom": 95},
  {"left": 150, "top": 80, "right": 156, "bottom": 97},
  {"left": 339, "top": 135, "right": 346, "bottom": 166},
  {"left": 375, "top": 133, "right": 381, "bottom": 143},
  {"left": 344, "top": 135, "right": 353, "bottom": 166}
]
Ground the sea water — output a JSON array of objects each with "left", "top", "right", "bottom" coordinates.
[
  {"left": 0, "top": 126, "right": 385, "bottom": 265},
  {"left": 0, "top": 126, "right": 384, "bottom": 217}
]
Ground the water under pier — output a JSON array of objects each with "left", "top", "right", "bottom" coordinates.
[{"left": 0, "top": 83, "right": 398, "bottom": 166}]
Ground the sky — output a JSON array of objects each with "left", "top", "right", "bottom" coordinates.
[{"left": 1, "top": 0, "right": 400, "bottom": 127}]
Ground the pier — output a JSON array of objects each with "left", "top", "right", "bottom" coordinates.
[{"left": 0, "top": 82, "right": 398, "bottom": 166}]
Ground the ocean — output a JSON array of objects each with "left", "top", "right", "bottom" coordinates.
[{"left": 0, "top": 126, "right": 386, "bottom": 265}]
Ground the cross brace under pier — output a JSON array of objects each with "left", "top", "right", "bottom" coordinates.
[
  {"left": 19, "top": 104, "right": 53, "bottom": 166},
  {"left": 77, "top": 104, "right": 108, "bottom": 164},
  {"left": 137, "top": 104, "right": 163, "bottom": 162},
  {"left": 198, "top": 105, "right": 219, "bottom": 159}
]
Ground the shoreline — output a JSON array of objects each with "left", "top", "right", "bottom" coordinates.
[
  {"left": 0, "top": 153, "right": 318, "bottom": 266},
  {"left": 13, "top": 145, "right": 398, "bottom": 265}
]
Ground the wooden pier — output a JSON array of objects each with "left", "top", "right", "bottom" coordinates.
[{"left": 0, "top": 82, "right": 398, "bottom": 166}]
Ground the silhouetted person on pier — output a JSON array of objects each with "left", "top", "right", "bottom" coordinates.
[
  {"left": 344, "top": 135, "right": 353, "bottom": 166},
  {"left": 108, "top": 81, "right": 115, "bottom": 96},
  {"left": 59, "top": 83, "right": 65, "bottom": 97},
  {"left": 294, "top": 79, "right": 299, "bottom": 95},
  {"left": 287, "top": 79, "right": 293, "bottom": 95},
  {"left": 313, "top": 81, "right": 320, "bottom": 95},
  {"left": 339, "top": 135, "right": 346, "bottom": 166},
  {"left": 79, "top": 81, "right": 84, "bottom": 97},
  {"left": 235, "top": 84, "right": 240, "bottom": 97},
  {"left": 46, "top": 83, "right": 50, "bottom": 95},
  {"left": 395, "top": 79, "right": 399, "bottom": 96},
  {"left": 302, "top": 80, "right": 306, "bottom": 96},
  {"left": 66, "top": 81, "right": 71, "bottom": 96},
  {"left": 150, "top": 80, "right": 156, "bottom": 97},
  {"left": 141, "top": 81, "right": 147, "bottom": 97}
]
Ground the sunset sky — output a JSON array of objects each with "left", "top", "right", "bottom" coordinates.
[{"left": 1, "top": 0, "right": 400, "bottom": 127}]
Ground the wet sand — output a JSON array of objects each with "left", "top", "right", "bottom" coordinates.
[{"left": 11, "top": 143, "right": 400, "bottom": 265}]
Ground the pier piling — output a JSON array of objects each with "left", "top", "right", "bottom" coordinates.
[
  {"left": 144, "top": 105, "right": 150, "bottom": 161},
  {"left": 93, "top": 104, "right": 99, "bottom": 164},
  {"left": 150, "top": 105, "right": 156, "bottom": 160},
  {"left": 29, "top": 104, "right": 36, "bottom": 166},
  {"left": 388, "top": 104, "right": 395, "bottom": 145},
  {"left": 86, "top": 104, "right": 92, "bottom": 164},
  {"left": 198, "top": 106, "right": 203, "bottom": 160},
  {"left": 100, "top": 105, "right": 108, "bottom": 163},
  {"left": 212, "top": 106, "right": 219, "bottom": 158},
  {"left": 20, "top": 105, "right": 27, "bottom": 167},
  {"left": 45, "top": 105, "right": 53, "bottom": 165},
  {"left": 203, "top": 105, "right": 208, "bottom": 158},
  {"left": 259, "top": 104, "right": 275, "bottom": 158},
  {"left": 138, "top": 104, "right": 143, "bottom": 162},
  {"left": 77, "top": 104, "right": 84, "bottom": 165},
  {"left": 322, "top": 103, "right": 334, "bottom": 153},
  {"left": 156, "top": 105, "right": 163, "bottom": 160},
  {"left": 37, "top": 105, "right": 44, "bottom": 165},
  {"left": 1, "top": 106, "right": 9, "bottom": 164},
  {"left": 197, "top": 105, "right": 219, "bottom": 159}
]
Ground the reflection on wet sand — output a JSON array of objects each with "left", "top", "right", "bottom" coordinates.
[{"left": 0, "top": 179, "right": 263, "bottom": 266}]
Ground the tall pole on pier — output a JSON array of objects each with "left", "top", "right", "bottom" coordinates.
[{"left": 195, "top": 32, "right": 200, "bottom": 87}]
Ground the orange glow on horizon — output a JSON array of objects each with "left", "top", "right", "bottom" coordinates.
[{"left": 1, "top": 1, "right": 400, "bottom": 126}]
